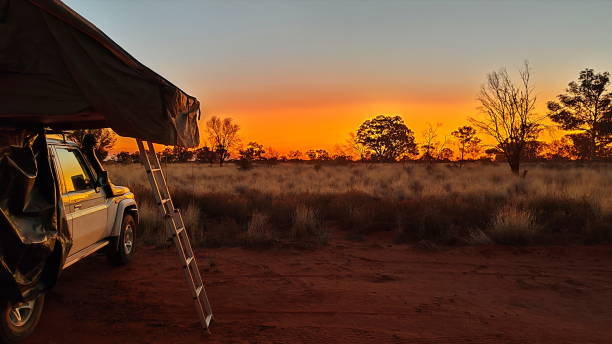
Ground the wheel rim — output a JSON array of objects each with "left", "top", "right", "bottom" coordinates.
[
  {"left": 124, "top": 224, "right": 134, "bottom": 254},
  {"left": 8, "top": 300, "right": 35, "bottom": 327}
]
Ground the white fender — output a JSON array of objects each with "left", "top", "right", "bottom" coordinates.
[{"left": 110, "top": 198, "right": 138, "bottom": 237}]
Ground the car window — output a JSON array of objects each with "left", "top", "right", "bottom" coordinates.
[{"left": 55, "top": 147, "right": 94, "bottom": 193}]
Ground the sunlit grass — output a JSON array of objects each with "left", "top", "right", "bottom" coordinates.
[{"left": 106, "top": 161, "right": 612, "bottom": 247}]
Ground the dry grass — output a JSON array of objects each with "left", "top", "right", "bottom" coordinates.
[
  {"left": 489, "top": 204, "right": 538, "bottom": 245},
  {"left": 106, "top": 161, "right": 612, "bottom": 247}
]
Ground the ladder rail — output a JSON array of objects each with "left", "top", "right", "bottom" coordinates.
[{"left": 136, "top": 139, "right": 213, "bottom": 332}]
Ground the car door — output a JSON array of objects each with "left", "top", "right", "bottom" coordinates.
[{"left": 53, "top": 146, "right": 108, "bottom": 254}]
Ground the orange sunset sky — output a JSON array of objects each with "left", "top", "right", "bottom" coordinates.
[{"left": 64, "top": 0, "right": 612, "bottom": 154}]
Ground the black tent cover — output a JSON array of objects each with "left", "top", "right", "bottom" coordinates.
[
  {"left": 0, "top": 128, "right": 69, "bottom": 301},
  {"left": 0, "top": 0, "right": 201, "bottom": 301},
  {"left": 0, "top": 0, "right": 201, "bottom": 147}
]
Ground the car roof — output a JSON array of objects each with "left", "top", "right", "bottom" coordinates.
[{"left": 46, "top": 135, "right": 79, "bottom": 148}]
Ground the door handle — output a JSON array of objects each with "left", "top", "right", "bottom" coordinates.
[{"left": 74, "top": 204, "right": 82, "bottom": 209}]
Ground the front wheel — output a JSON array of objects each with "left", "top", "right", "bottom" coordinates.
[
  {"left": 107, "top": 214, "right": 136, "bottom": 266},
  {"left": 0, "top": 294, "right": 45, "bottom": 343}
]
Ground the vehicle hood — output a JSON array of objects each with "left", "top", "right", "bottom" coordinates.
[{"left": 110, "top": 185, "right": 132, "bottom": 197}]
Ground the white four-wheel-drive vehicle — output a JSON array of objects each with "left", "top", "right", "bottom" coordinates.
[{"left": 0, "top": 136, "right": 138, "bottom": 343}]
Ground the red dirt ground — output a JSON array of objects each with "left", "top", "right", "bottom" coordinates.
[{"left": 27, "top": 235, "right": 612, "bottom": 344}]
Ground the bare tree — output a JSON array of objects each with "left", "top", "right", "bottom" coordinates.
[
  {"left": 470, "top": 62, "right": 541, "bottom": 174},
  {"left": 265, "top": 146, "right": 280, "bottom": 161},
  {"left": 344, "top": 132, "right": 369, "bottom": 161},
  {"left": 205, "top": 116, "right": 240, "bottom": 166},
  {"left": 420, "top": 122, "right": 449, "bottom": 161}
]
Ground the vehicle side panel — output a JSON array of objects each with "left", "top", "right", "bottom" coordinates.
[{"left": 109, "top": 197, "right": 137, "bottom": 237}]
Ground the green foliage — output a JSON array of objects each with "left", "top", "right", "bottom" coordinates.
[
  {"left": 547, "top": 68, "right": 612, "bottom": 160},
  {"left": 160, "top": 146, "right": 194, "bottom": 163},
  {"left": 356, "top": 115, "right": 417, "bottom": 161},
  {"left": 115, "top": 151, "right": 140, "bottom": 164},
  {"left": 239, "top": 141, "right": 266, "bottom": 161},
  {"left": 306, "top": 149, "right": 330, "bottom": 161},
  {"left": 451, "top": 126, "right": 479, "bottom": 162},
  {"left": 194, "top": 146, "right": 217, "bottom": 164}
]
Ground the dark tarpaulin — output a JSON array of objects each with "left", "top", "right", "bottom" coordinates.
[
  {"left": 0, "top": 0, "right": 200, "bottom": 147},
  {"left": 0, "top": 0, "right": 200, "bottom": 301},
  {"left": 0, "top": 129, "right": 70, "bottom": 301}
]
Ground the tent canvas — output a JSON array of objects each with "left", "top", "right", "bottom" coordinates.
[
  {"left": 0, "top": 0, "right": 201, "bottom": 303},
  {"left": 0, "top": 0, "right": 200, "bottom": 147}
]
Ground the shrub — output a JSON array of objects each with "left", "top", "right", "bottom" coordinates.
[
  {"left": 291, "top": 205, "right": 328, "bottom": 246},
  {"left": 241, "top": 212, "right": 274, "bottom": 248},
  {"left": 488, "top": 204, "right": 538, "bottom": 245},
  {"left": 137, "top": 201, "right": 168, "bottom": 247}
]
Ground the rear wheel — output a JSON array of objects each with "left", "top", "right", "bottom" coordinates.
[
  {"left": 0, "top": 295, "right": 45, "bottom": 343},
  {"left": 107, "top": 214, "right": 136, "bottom": 266}
]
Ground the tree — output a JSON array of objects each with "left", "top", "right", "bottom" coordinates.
[
  {"left": 420, "top": 123, "right": 440, "bottom": 161},
  {"left": 160, "top": 147, "right": 177, "bottom": 163},
  {"left": 69, "top": 128, "right": 116, "bottom": 161},
  {"left": 239, "top": 142, "right": 265, "bottom": 161},
  {"left": 541, "top": 137, "right": 576, "bottom": 160},
  {"left": 485, "top": 147, "right": 503, "bottom": 161},
  {"left": 115, "top": 151, "right": 138, "bottom": 164},
  {"left": 521, "top": 140, "right": 544, "bottom": 161},
  {"left": 547, "top": 69, "right": 612, "bottom": 160},
  {"left": 464, "top": 137, "right": 482, "bottom": 160},
  {"left": 470, "top": 62, "right": 541, "bottom": 174},
  {"left": 172, "top": 146, "right": 194, "bottom": 162},
  {"left": 451, "top": 126, "right": 479, "bottom": 165},
  {"left": 288, "top": 150, "right": 303, "bottom": 160},
  {"left": 420, "top": 123, "right": 451, "bottom": 162},
  {"left": 205, "top": 116, "right": 240, "bottom": 166},
  {"left": 194, "top": 146, "right": 217, "bottom": 165},
  {"left": 438, "top": 147, "right": 454, "bottom": 161},
  {"left": 264, "top": 146, "right": 280, "bottom": 161},
  {"left": 356, "top": 115, "right": 417, "bottom": 161},
  {"left": 344, "top": 132, "right": 369, "bottom": 161},
  {"left": 306, "top": 149, "right": 330, "bottom": 161}
]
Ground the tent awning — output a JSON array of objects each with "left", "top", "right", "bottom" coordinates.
[{"left": 0, "top": 0, "right": 200, "bottom": 147}]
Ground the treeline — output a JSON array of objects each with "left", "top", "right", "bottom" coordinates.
[{"left": 98, "top": 66, "right": 611, "bottom": 172}]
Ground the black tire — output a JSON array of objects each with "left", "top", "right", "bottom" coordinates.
[
  {"left": 0, "top": 294, "right": 45, "bottom": 343},
  {"left": 107, "top": 214, "right": 136, "bottom": 266}
]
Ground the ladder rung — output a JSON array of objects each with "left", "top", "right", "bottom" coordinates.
[
  {"left": 194, "top": 285, "right": 203, "bottom": 299},
  {"left": 169, "top": 227, "right": 184, "bottom": 240},
  {"left": 138, "top": 139, "right": 212, "bottom": 332},
  {"left": 184, "top": 256, "right": 194, "bottom": 268}
]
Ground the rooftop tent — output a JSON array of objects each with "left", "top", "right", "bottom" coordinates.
[{"left": 0, "top": 0, "right": 200, "bottom": 147}]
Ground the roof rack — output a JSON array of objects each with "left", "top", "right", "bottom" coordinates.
[{"left": 44, "top": 128, "right": 72, "bottom": 143}]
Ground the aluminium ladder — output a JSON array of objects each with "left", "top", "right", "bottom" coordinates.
[{"left": 136, "top": 139, "right": 213, "bottom": 332}]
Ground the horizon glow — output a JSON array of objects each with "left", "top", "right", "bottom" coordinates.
[{"left": 63, "top": 0, "right": 612, "bottom": 154}]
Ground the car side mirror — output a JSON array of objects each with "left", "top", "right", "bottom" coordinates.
[{"left": 97, "top": 170, "right": 109, "bottom": 187}]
